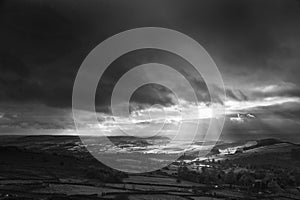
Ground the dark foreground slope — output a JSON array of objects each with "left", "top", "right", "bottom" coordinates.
[{"left": 0, "top": 136, "right": 127, "bottom": 200}]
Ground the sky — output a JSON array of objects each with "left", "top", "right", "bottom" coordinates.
[{"left": 0, "top": 0, "right": 300, "bottom": 142}]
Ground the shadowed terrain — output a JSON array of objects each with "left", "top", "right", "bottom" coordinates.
[{"left": 0, "top": 135, "right": 299, "bottom": 199}]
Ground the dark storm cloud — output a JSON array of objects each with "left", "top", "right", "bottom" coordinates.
[
  {"left": 95, "top": 49, "right": 210, "bottom": 113},
  {"left": 0, "top": 0, "right": 90, "bottom": 106},
  {"left": 1, "top": 0, "right": 300, "bottom": 114},
  {"left": 165, "top": 0, "right": 300, "bottom": 91},
  {"left": 180, "top": 0, "right": 300, "bottom": 64},
  {"left": 0, "top": 1, "right": 83, "bottom": 63},
  {"left": 225, "top": 89, "right": 248, "bottom": 101},
  {"left": 129, "top": 84, "right": 176, "bottom": 108}
]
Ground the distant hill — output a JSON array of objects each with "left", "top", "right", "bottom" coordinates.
[
  {"left": 217, "top": 138, "right": 300, "bottom": 170},
  {"left": 243, "top": 138, "right": 283, "bottom": 151}
]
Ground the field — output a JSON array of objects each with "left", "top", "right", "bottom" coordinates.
[{"left": 0, "top": 135, "right": 299, "bottom": 200}]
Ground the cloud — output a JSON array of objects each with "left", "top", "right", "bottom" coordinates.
[
  {"left": 1, "top": 0, "right": 300, "bottom": 109},
  {"left": 251, "top": 82, "right": 300, "bottom": 99},
  {"left": 95, "top": 49, "right": 211, "bottom": 113},
  {"left": 0, "top": 0, "right": 300, "bottom": 137},
  {"left": 0, "top": 102, "right": 74, "bottom": 132}
]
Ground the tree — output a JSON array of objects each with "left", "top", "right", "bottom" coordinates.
[{"left": 225, "top": 171, "right": 236, "bottom": 188}]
